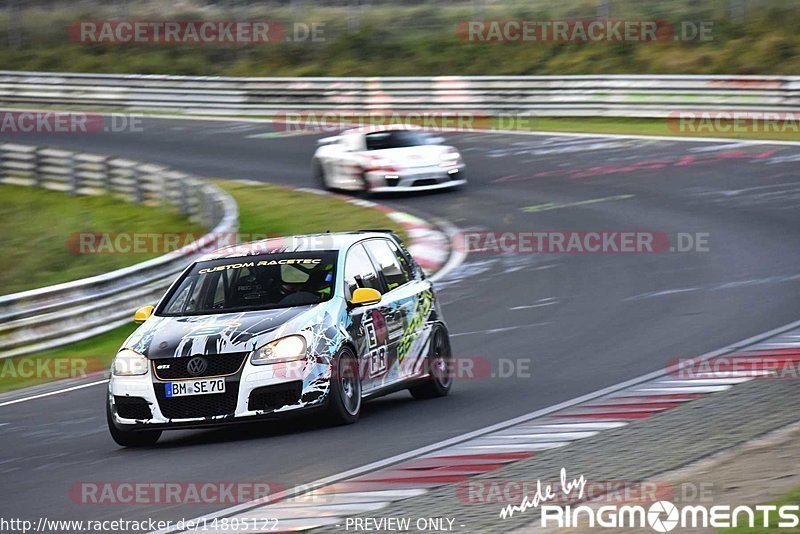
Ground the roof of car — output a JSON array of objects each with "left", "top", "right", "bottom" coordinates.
[
  {"left": 342, "top": 123, "right": 421, "bottom": 136},
  {"left": 198, "top": 231, "right": 398, "bottom": 261}
]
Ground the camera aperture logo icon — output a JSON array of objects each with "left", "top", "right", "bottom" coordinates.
[{"left": 648, "top": 501, "right": 679, "bottom": 532}]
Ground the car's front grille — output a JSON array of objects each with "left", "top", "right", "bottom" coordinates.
[
  {"left": 412, "top": 178, "right": 439, "bottom": 187},
  {"left": 154, "top": 381, "right": 240, "bottom": 419},
  {"left": 248, "top": 382, "right": 303, "bottom": 412},
  {"left": 114, "top": 396, "right": 153, "bottom": 420},
  {"left": 152, "top": 352, "right": 248, "bottom": 380}
]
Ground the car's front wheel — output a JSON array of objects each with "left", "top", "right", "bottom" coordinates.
[
  {"left": 325, "top": 347, "right": 362, "bottom": 425},
  {"left": 409, "top": 327, "right": 453, "bottom": 399},
  {"left": 313, "top": 159, "right": 332, "bottom": 191},
  {"left": 106, "top": 400, "right": 162, "bottom": 447}
]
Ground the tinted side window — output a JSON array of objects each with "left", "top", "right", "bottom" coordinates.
[
  {"left": 344, "top": 244, "right": 382, "bottom": 299},
  {"left": 387, "top": 239, "right": 415, "bottom": 281},
  {"left": 365, "top": 239, "right": 408, "bottom": 291}
]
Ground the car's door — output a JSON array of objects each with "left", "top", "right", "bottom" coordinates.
[
  {"left": 362, "top": 238, "right": 431, "bottom": 389},
  {"left": 342, "top": 242, "right": 391, "bottom": 394}
]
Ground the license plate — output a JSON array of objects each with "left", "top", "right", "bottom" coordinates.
[{"left": 165, "top": 378, "right": 226, "bottom": 397}]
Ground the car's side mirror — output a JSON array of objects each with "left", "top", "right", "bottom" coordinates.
[
  {"left": 349, "top": 288, "right": 382, "bottom": 307},
  {"left": 134, "top": 305, "right": 155, "bottom": 324}
]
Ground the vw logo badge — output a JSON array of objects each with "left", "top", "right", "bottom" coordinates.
[{"left": 186, "top": 357, "right": 208, "bottom": 377}]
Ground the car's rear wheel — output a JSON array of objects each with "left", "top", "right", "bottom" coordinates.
[
  {"left": 409, "top": 327, "right": 452, "bottom": 400},
  {"left": 358, "top": 169, "right": 372, "bottom": 196},
  {"left": 325, "top": 347, "right": 361, "bottom": 424},
  {"left": 106, "top": 400, "right": 162, "bottom": 447}
]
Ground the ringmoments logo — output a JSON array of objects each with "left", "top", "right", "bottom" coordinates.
[{"left": 499, "top": 468, "right": 800, "bottom": 531}]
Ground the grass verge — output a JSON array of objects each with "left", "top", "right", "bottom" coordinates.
[
  {"left": 269, "top": 115, "right": 800, "bottom": 142},
  {"left": 215, "top": 180, "right": 406, "bottom": 240},
  {"left": 0, "top": 180, "right": 405, "bottom": 394},
  {"left": 2, "top": 1, "right": 799, "bottom": 76},
  {"left": 0, "top": 323, "right": 137, "bottom": 393},
  {"left": 490, "top": 116, "right": 800, "bottom": 142},
  {"left": 721, "top": 485, "right": 800, "bottom": 532},
  {"left": 0, "top": 184, "right": 204, "bottom": 294}
]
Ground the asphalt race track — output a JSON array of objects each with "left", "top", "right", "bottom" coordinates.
[{"left": 2, "top": 118, "right": 800, "bottom": 525}]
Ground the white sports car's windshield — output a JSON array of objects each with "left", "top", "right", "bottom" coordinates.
[
  {"left": 160, "top": 252, "right": 338, "bottom": 316},
  {"left": 365, "top": 131, "right": 428, "bottom": 150}
]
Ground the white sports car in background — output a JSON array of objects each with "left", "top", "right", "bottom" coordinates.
[{"left": 312, "top": 125, "right": 466, "bottom": 193}]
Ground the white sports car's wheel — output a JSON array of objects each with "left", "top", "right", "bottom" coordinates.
[{"left": 313, "top": 159, "right": 331, "bottom": 190}]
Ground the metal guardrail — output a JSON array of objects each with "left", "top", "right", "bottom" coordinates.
[
  {"left": 0, "top": 71, "right": 798, "bottom": 117},
  {"left": 0, "top": 143, "right": 239, "bottom": 358}
]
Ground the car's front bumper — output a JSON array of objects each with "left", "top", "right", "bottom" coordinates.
[
  {"left": 365, "top": 165, "right": 465, "bottom": 192},
  {"left": 108, "top": 357, "right": 332, "bottom": 431}
]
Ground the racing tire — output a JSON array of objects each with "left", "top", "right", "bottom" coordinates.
[
  {"left": 325, "top": 347, "right": 362, "bottom": 425},
  {"left": 313, "top": 159, "right": 331, "bottom": 190},
  {"left": 106, "top": 400, "right": 162, "bottom": 447},
  {"left": 409, "top": 327, "right": 453, "bottom": 400},
  {"left": 357, "top": 169, "right": 373, "bottom": 198}
]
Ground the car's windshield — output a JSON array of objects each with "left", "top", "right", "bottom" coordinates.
[
  {"left": 159, "top": 252, "right": 338, "bottom": 316},
  {"left": 364, "top": 130, "right": 428, "bottom": 150}
]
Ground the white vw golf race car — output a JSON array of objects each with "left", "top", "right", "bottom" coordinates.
[
  {"left": 107, "top": 231, "right": 452, "bottom": 447},
  {"left": 311, "top": 125, "right": 466, "bottom": 193}
]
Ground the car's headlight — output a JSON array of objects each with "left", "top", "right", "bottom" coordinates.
[
  {"left": 112, "top": 349, "right": 149, "bottom": 376},
  {"left": 440, "top": 151, "right": 461, "bottom": 166},
  {"left": 251, "top": 335, "right": 307, "bottom": 365}
]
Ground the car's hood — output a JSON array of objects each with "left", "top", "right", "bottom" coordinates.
[
  {"left": 362, "top": 145, "right": 452, "bottom": 168},
  {"left": 123, "top": 305, "right": 319, "bottom": 359}
]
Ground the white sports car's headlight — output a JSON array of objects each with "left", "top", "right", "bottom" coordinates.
[
  {"left": 251, "top": 335, "right": 307, "bottom": 365},
  {"left": 112, "top": 349, "right": 149, "bottom": 376},
  {"left": 440, "top": 151, "right": 461, "bottom": 166}
]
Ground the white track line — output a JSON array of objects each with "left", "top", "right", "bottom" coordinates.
[{"left": 0, "top": 379, "right": 108, "bottom": 408}]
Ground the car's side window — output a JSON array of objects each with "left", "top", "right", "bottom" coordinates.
[
  {"left": 387, "top": 239, "right": 416, "bottom": 281},
  {"left": 364, "top": 239, "right": 409, "bottom": 292},
  {"left": 344, "top": 243, "right": 382, "bottom": 300}
]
